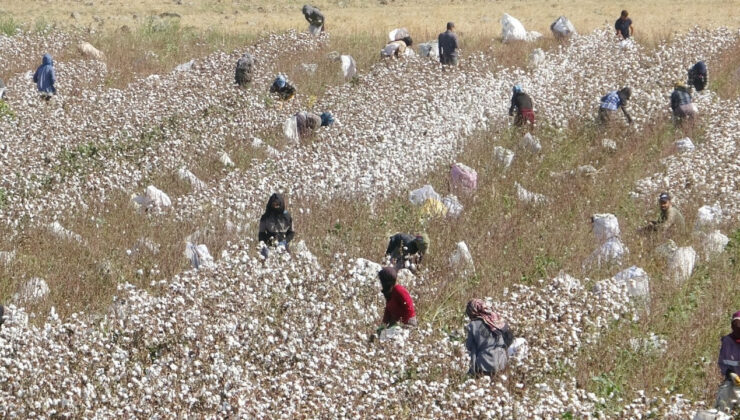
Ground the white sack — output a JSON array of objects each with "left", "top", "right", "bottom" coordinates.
[
  {"left": 409, "top": 184, "right": 440, "bottom": 206},
  {"left": 591, "top": 213, "right": 620, "bottom": 242},
  {"left": 501, "top": 13, "right": 527, "bottom": 42}
]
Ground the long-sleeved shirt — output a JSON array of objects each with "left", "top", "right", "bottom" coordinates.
[
  {"left": 719, "top": 335, "right": 740, "bottom": 378},
  {"left": 466, "top": 319, "right": 512, "bottom": 375},
  {"left": 385, "top": 233, "right": 420, "bottom": 259},
  {"left": 258, "top": 210, "right": 295, "bottom": 245},
  {"left": 655, "top": 206, "right": 685, "bottom": 233},
  {"left": 382, "top": 284, "right": 415, "bottom": 325},
  {"left": 509, "top": 92, "right": 533, "bottom": 116},
  {"left": 437, "top": 30, "right": 459, "bottom": 61},
  {"left": 295, "top": 112, "right": 322, "bottom": 138}
]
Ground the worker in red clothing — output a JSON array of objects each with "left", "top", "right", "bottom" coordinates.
[{"left": 377, "top": 267, "right": 417, "bottom": 332}]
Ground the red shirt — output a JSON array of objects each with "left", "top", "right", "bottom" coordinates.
[{"left": 382, "top": 285, "right": 416, "bottom": 325}]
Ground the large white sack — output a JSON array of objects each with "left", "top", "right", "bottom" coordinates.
[
  {"left": 493, "top": 146, "right": 515, "bottom": 169},
  {"left": 388, "top": 28, "right": 410, "bottom": 42},
  {"left": 675, "top": 137, "right": 695, "bottom": 153},
  {"left": 418, "top": 42, "right": 439, "bottom": 59},
  {"left": 519, "top": 132, "right": 542, "bottom": 153},
  {"left": 592, "top": 213, "right": 620, "bottom": 243},
  {"left": 184, "top": 242, "right": 214, "bottom": 269},
  {"left": 48, "top": 221, "right": 84, "bottom": 244},
  {"left": 501, "top": 13, "right": 527, "bottom": 42},
  {"left": 515, "top": 182, "right": 547, "bottom": 205},
  {"left": 340, "top": 55, "right": 357, "bottom": 79},
  {"left": 351, "top": 258, "right": 383, "bottom": 283},
  {"left": 177, "top": 167, "right": 206, "bottom": 191},
  {"left": 147, "top": 185, "right": 171, "bottom": 208},
  {"left": 450, "top": 241, "right": 475, "bottom": 275},
  {"left": 550, "top": 16, "right": 576, "bottom": 38},
  {"left": 507, "top": 337, "right": 528, "bottom": 358},
  {"left": 77, "top": 41, "right": 105, "bottom": 60},
  {"left": 698, "top": 230, "right": 729, "bottom": 261},
  {"left": 283, "top": 115, "right": 299, "bottom": 143},
  {"left": 442, "top": 195, "right": 464, "bottom": 218},
  {"left": 583, "top": 237, "right": 628, "bottom": 269},
  {"left": 694, "top": 203, "right": 723, "bottom": 232},
  {"left": 612, "top": 266, "right": 650, "bottom": 300},
  {"left": 409, "top": 184, "right": 440, "bottom": 206},
  {"left": 668, "top": 246, "right": 697, "bottom": 284}
]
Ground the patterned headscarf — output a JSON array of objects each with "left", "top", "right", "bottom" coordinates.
[{"left": 466, "top": 299, "right": 506, "bottom": 331}]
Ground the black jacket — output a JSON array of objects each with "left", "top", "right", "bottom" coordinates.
[
  {"left": 385, "top": 233, "right": 421, "bottom": 259},
  {"left": 258, "top": 193, "right": 295, "bottom": 245}
]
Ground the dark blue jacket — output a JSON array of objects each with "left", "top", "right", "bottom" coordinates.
[{"left": 33, "top": 54, "right": 56, "bottom": 94}]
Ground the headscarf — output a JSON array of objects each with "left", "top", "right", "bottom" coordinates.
[
  {"left": 265, "top": 193, "right": 286, "bottom": 215},
  {"left": 320, "top": 112, "right": 334, "bottom": 126},
  {"left": 413, "top": 233, "right": 429, "bottom": 255},
  {"left": 731, "top": 311, "right": 740, "bottom": 342},
  {"left": 378, "top": 267, "right": 397, "bottom": 300},
  {"left": 619, "top": 86, "right": 632, "bottom": 100},
  {"left": 466, "top": 299, "right": 506, "bottom": 331},
  {"left": 274, "top": 75, "right": 287, "bottom": 89}
]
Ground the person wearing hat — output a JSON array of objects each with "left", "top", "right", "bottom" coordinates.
[
  {"left": 646, "top": 192, "right": 685, "bottom": 234},
  {"left": 715, "top": 311, "right": 740, "bottom": 412},
  {"left": 295, "top": 111, "right": 334, "bottom": 139},
  {"left": 269, "top": 75, "right": 296, "bottom": 101},
  {"left": 615, "top": 10, "right": 633, "bottom": 39},
  {"left": 508, "top": 85, "right": 535, "bottom": 127},
  {"left": 385, "top": 233, "right": 429, "bottom": 271},
  {"left": 465, "top": 299, "right": 514, "bottom": 376},
  {"left": 438, "top": 22, "right": 460, "bottom": 67},
  {"left": 688, "top": 61, "right": 708, "bottom": 92},
  {"left": 671, "top": 80, "right": 697, "bottom": 127},
  {"left": 599, "top": 86, "right": 633, "bottom": 126},
  {"left": 377, "top": 267, "right": 417, "bottom": 332}
]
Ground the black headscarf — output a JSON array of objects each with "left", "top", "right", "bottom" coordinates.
[
  {"left": 265, "top": 193, "right": 286, "bottom": 215},
  {"left": 378, "top": 267, "right": 397, "bottom": 300}
]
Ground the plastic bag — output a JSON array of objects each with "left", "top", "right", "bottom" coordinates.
[
  {"left": 667, "top": 246, "right": 697, "bottom": 284},
  {"left": 694, "top": 203, "right": 723, "bottom": 232},
  {"left": 185, "top": 242, "right": 214, "bottom": 269},
  {"left": 501, "top": 13, "right": 527, "bottom": 42},
  {"left": 612, "top": 265, "right": 650, "bottom": 300},
  {"left": 340, "top": 55, "right": 357, "bottom": 79},
  {"left": 493, "top": 146, "right": 515, "bottom": 169},
  {"left": 450, "top": 241, "right": 475, "bottom": 275},
  {"left": 418, "top": 42, "right": 439, "bottom": 59},
  {"left": 450, "top": 162, "right": 478, "bottom": 194},
  {"left": 388, "top": 28, "right": 410, "bottom": 42},
  {"left": 442, "top": 195, "right": 463, "bottom": 218},
  {"left": 550, "top": 16, "right": 576, "bottom": 38},
  {"left": 409, "top": 184, "right": 440, "bottom": 206},
  {"left": 591, "top": 213, "right": 620, "bottom": 243},
  {"left": 283, "top": 115, "right": 299, "bottom": 143}
]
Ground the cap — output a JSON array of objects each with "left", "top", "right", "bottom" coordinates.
[{"left": 658, "top": 192, "right": 671, "bottom": 202}]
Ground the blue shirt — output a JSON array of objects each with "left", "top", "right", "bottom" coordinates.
[
  {"left": 600, "top": 91, "right": 622, "bottom": 111},
  {"left": 615, "top": 18, "right": 632, "bottom": 38}
]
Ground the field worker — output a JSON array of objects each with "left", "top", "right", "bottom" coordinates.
[
  {"left": 615, "top": 10, "right": 633, "bottom": 39},
  {"left": 599, "top": 86, "right": 633, "bottom": 126},
  {"left": 508, "top": 85, "right": 535, "bottom": 126},
  {"left": 381, "top": 36, "right": 413, "bottom": 59},
  {"left": 296, "top": 111, "right": 334, "bottom": 139},
  {"left": 716, "top": 311, "right": 740, "bottom": 413},
  {"left": 465, "top": 299, "right": 514, "bottom": 377},
  {"left": 385, "top": 233, "right": 429, "bottom": 271},
  {"left": 302, "top": 4, "right": 325, "bottom": 34},
  {"left": 258, "top": 193, "right": 295, "bottom": 258},
  {"left": 688, "top": 61, "right": 708, "bottom": 92},
  {"left": 438, "top": 22, "right": 460, "bottom": 67},
  {"left": 377, "top": 267, "right": 417, "bottom": 331},
  {"left": 645, "top": 192, "right": 685, "bottom": 235},
  {"left": 235, "top": 52, "right": 254, "bottom": 87},
  {"left": 33, "top": 54, "right": 56, "bottom": 100},
  {"left": 670, "top": 81, "right": 697, "bottom": 126},
  {"left": 269, "top": 75, "right": 296, "bottom": 101}
]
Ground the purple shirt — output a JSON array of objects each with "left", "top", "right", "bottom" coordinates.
[{"left": 718, "top": 335, "right": 740, "bottom": 377}]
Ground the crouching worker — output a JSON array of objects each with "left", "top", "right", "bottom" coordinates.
[
  {"left": 385, "top": 233, "right": 429, "bottom": 272},
  {"left": 688, "top": 61, "right": 708, "bottom": 92},
  {"left": 509, "top": 85, "right": 535, "bottom": 127},
  {"left": 381, "top": 37, "right": 413, "bottom": 59},
  {"left": 269, "top": 75, "right": 296, "bottom": 101},
  {"left": 377, "top": 267, "right": 417, "bottom": 334},
  {"left": 296, "top": 111, "right": 334, "bottom": 139},
  {"left": 302, "top": 4, "right": 325, "bottom": 34},
  {"left": 465, "top": 299, "right": 514, "bottom": 377},
  {"left": 716, "top": 311, "right": 740, "bottom": 413},
  {"left": 599, "top": 86, "right": 632, "bottom": 126},
  {"left": 258, "top": 193, "right": 295, "bottom": 258},
  {"left": 643, "top": 192, "right": 685, "bottom": 236},
  {"left": 671, "top": 81, "right": 697, "bottom": 127},
  {"left": 235, "top": 52, "right": 254, "bottom": 87},
  {"left": 33, "top": 54, "right": 56, "bottom": 100}
]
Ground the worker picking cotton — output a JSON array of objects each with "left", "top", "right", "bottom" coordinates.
[
  {"left": 644, "top": 192, "right": 685, "bottom": 236},
  {"left": 715, "top": 311, "right": 740, "bottom": 413},
  {"left": 234, "top": 53, "right": 254, "bottom": 87},
  {"left": 465, "top": 299, "right": 514, "bottom": 377},
  {"left": 438, "top": 22, "right": 460, "bottom": 67},
  {"left": 302, "top": 4, "right": 325, "bottom": 34},
  {"left": 688, "top": 61, "right": 708, "bottom": 91},
  {"left": 258, "top": 193, "right": 295, "bottom": 258},
  {"left": 33, "top": 54, "right": 56, "bottom": 100},
  {"left": 377, "top": 267, "right": 417, "bottom": 331},
  {"left": 381, "top": 36, "right": 413, "bottom": 59},
  {"left": 269, "top": 75, "right": 296, "bottom": 101},
  {"left": 295, "top": 111, "right": 334, "bottom": 139},
  {"left": 385, "top": 233, "right": 429, "bottom": 272},
  {"left": 509, "top": 85, "right": 535, "bottom": 127},
  {"left": 671, "top": 81, "right": 697, "bottom": 128},
  {"left": 599, "top": 86, "right": 633, "bottom": 127}
]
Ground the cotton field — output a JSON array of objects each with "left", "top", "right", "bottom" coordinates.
[{"left": 0, "top": 20, "right": 739, "bottom": 418}]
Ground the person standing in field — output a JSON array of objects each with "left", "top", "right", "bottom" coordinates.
[
  {"left": 509, "top": 85, "right": 535, "bottom": 127},
  {"left": 715, "top": 311, "right": 740, "bottom": 413},
  {"left": 438, "top": 22, "right": 460, "bottom": 67},
  {"left": 687, "top": 61, "right": 708, "bottom": 92},
  {"left": 302, "top": 4, "right": 325, "bottom": 35},
  {"left": 615, "top": 10, "right": 633, "bottom": 39},
  {"left": 33, "top": 54, "right": 56, "bottom": 100}
]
